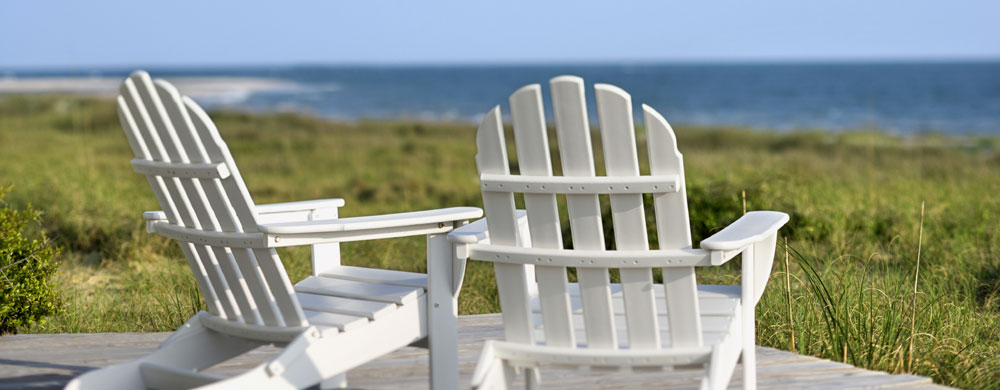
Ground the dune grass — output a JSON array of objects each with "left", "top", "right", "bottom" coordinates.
[{"left": 1, "top": 95, "right": 998, "bottom": 388}]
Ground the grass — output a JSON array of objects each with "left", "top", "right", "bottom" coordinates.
[{"left": 2, "top": 95, "right": 999, "bottom": 388}]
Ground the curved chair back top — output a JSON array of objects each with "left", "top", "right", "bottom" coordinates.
[
  {"left": 475, "top": 76, "right": 704, "bottom": 350},
  {"left": 117, "top": 71, "right": 306, "bottom": 328}
]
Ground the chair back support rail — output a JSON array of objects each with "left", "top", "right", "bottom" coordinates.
[
  {"left": 475, "top": 76, "right": 769, "bottom": 355},
  {"left": 117, "top": 71, "right": 307, "bottom": 330}
]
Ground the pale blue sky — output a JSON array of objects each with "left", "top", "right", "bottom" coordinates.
[{"left": 2, "top": 0, "right": 998, "bottom": 68}]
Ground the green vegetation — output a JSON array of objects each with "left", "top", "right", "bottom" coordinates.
[
  {"left": 0, "top": 186, "right": 63, "bottom": 334},
  {"left": 1, "top": 95, "right": 998, "bottom": 388}
]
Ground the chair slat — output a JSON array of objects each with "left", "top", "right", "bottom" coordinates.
[
  {"left": 231, "top": 248, "right": 282, "bottom": 326},
  {"left": 183, "top": 94, "right": 286, "bottom": 326},
  {"left": 155, "top": 80, "right": 262, "bottom": 325},
  {"left": 295, "top": 276, "right": 423, "bottom": 305},
  {"left": 118, "top": 71, "right": 305, "bottom": 328},
  {"left": 192, "top": 245, "right": 242, "bottom": 321},
  {"left": 302, "top": 310, "right": 368, "bottom": 332},
  {"left": 130, "top": 73, "right": 243, "bottom": 321},
  {"left": 509, "top": 84, "right": 573, "bottom": 348},
  {"left": 594, "top": 84, "right": 659, "bottom": 350},
  {"left": 477, "top": 106, "right": 534, "bottom": 345},
  {"left": 134, "top": 75, "right": 220, "bottom": 234},
  {"left": 550, "top": 76, "right": 617, "bottom": 349},
  {"left": 182, "top": 97, "right": 257, "bottom": 231},
  {"left": 319, "top": 265, "right": 428, "bottom": 289},
  {"left": 253, "top": 248, "right": 307, "bottom": 327},
  {"left": 120, "top": 78, "right": 198, "bottom": 229},
  {"left": 210, "top": 247, "right": 263, "bottom": 324},
  {"left": 153, "top": 80, "right": 263, "bottom": 324},
  {"left": 152, "top": 81, "right": 223, "bottom": 230},
  {"left": 644, "top": 105, "right": 703, "bottom": 347},
  {"left": 178, "top": 244, "right": 226, "bottom": 318},
  {"left": 117, "top": 93, "right": 224, "bottom": 317},
  {"left": 295, "top": 293, "right": 395, "bottom": 320}
]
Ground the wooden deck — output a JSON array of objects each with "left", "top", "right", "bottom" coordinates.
[{"left": 0, "top": 314, "right": 947, "bottom": 389}]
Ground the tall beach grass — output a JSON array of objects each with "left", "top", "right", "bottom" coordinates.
[{"left": 1, "top": 95, "right": 998, "bottom": 388}]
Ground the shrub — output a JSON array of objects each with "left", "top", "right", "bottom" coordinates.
[{"left": 0, "top": 186, "right": 62, "bottom": 334}]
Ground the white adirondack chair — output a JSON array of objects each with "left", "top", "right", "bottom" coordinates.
[
  {"left": 448, "top": 76, "right": 788, "bottom": 390},
  {"left": 66, "top": 71, "right": 482, "bottom": 390}
]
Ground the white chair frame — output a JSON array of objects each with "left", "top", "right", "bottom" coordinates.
[
  {"left": 448, "top": 76, "right": 788, "bottom": 390},
  {"left": 66, "top": 71, "right": 482, "bottom": 390}
]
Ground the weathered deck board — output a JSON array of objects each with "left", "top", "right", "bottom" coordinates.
[{"left": 0, "top": 314, "right": 948, "bottom": 389}]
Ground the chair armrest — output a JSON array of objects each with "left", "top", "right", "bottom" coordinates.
[
  {"left": 141, "top": 198, "right": 346, "bottom": 231},
  {"left": 700, "top": 211, "right": 789, "bottom": 251},
  {"left": 259, "top": 207, "right": 482, "bottom": 234},
  {"left": 445, "top": 210, "right": 528, "bottom": 303},
  {"left": 143, "top": 211, "right": 168, "bottom": 233},
  {"left": 447, "top": 218, "right": 491, "bottom": 244},
  {"left": 447, "top": 210, "right": 529, "bottom": 245},
  {"left": 255, "top": 198, "right": 345, "bottom": 214},
  {"left": 258, "top": 207, "right": 483, "bottom": 248},
  {"left": 256, "top": 198, "right": 345, "bottom": 224},
  {"left": 701, "top": 211, "right": 789, "bottom": 304}
]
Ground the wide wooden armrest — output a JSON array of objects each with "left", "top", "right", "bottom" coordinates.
[
  {"left": 142, "top": 198, "right": 346, "bottom": 230},
  {"left": 255, "top": 198, "right": 345, "bottom": 214},
  {"left": 144, "top": 210, "right": 167, "bottom": 221},
  {"left": 700, "top": 211, "right": 789, "bottom": 251},
  {"left": 143, "top": 211, "right": 168, "bottom": 233},
  {"left": 255, "top": 198, "right": 346, "bottom": 224},
  {"left": 447, "top": 218, "right": 490, "bottom": 244},
  {"left": 259, "top": 207, "right": 482, "bottom": 235},
  {"left": 446, "top": 211, "right": 528, "bottom": 245}
]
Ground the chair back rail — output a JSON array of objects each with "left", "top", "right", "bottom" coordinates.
[
  {"left": 475, "top": 76, "right": 704, "bottom": 350},
  {"left": 117, "top": 71, "right": 306, "bottom": 328}
]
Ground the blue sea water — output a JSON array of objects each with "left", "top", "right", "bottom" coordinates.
[{"left": 9, "top": 62, "right": 1000, "bottom": 134}]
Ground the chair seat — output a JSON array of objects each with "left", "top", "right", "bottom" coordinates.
[
  {"left": 295, "top": 266, "right": 428, "bottom": 333},
  {"left": 529, "top": 284, "right": 741, "bottom": 349}
]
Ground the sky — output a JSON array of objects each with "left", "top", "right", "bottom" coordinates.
[{"left": 1, "top": 0, "right": 999, "bottom": 68}]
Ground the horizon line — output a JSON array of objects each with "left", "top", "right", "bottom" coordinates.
[{"left": 4, "top": 55, "right": 1000, "bottom": 72}]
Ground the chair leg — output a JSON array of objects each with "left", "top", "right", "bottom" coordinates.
[
  {"left": 217, "top": 303, "right": 426, "bottom": 389},
  {"left": 427, "top": 233, "right": 460, "bottom": 390},
  {"left": 65, "top": 314, "right": 260, "bottom": 390},
  {"left": 741, "top": 247, "right": 758, "bottom": 390},
  {"left": 320, "top": 373, "right": 347, "bottom": 389},
  {"left": 742, "top": 315, "right": 757, "bottom": 390},
  {"left": 524, "top": 368, "right": 539, "bottom": 390},
  {"left": 703, "top": 343, "right": 740, "bottom": 390}
]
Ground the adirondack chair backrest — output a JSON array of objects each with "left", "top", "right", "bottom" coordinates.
[
  {"left": 117, "top": 71, "right": 306, "bottom": 329},
  {"left": 477, "top": 76, "right": 705, "bottom": 350}
]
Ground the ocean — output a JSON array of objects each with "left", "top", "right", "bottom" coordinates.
[{"left": 5, "top": 62, "right": 1000, "bottom": 134}]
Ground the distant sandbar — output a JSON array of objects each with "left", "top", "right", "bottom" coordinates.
[{"left": 0, "top": 76, "right": 300, "bottom": 103}]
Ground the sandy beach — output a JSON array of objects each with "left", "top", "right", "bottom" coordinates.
[{"left": 0, "top": 76, "right": 300, "bottom": 104}]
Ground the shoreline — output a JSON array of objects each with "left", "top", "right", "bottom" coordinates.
[
  {"left": 1, "top": 90, "right": 997, "bottom": 139},
  {"left": 0, "top": 76, "right": 301, "bottom": 103}
]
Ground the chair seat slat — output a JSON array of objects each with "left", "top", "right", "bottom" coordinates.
[
  {"left": 319, "top": 265, "right": 428, "bottom": 290},
  {"left": 295, "top": 275, "right": 423, "bottom": 305},
  {"left": 303, "top": 310, "right": 368, "bottom": 332},
  {"left": 295, "top": 292, "right": 397, "bottom": 321}
]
